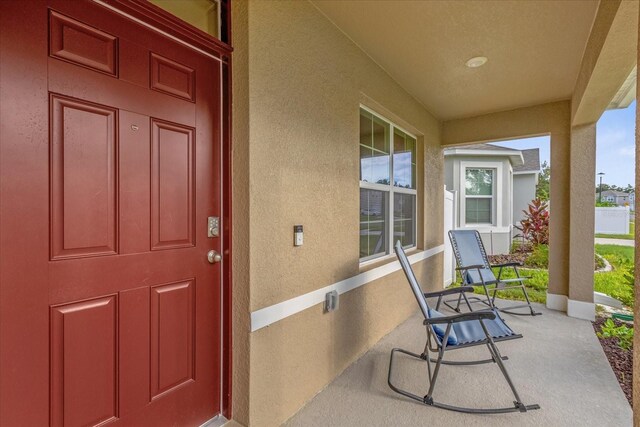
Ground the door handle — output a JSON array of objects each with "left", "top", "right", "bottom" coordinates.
[{"left": 207, "top": 250, "right": 221, "bottom": 264}]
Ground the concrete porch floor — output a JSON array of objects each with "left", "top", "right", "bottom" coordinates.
[{"left": 284, "top": 301, "right": 632, "bottom": 426}]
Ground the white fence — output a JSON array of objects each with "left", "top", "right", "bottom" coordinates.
[
  {"left": 444, "top": 189, "right": 456, "bottom": 286},
  {"left": 594, "top": 206, "right": 630, "bottom": 235}
]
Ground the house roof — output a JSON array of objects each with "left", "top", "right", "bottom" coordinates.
[
  {"left": 513, "top": 149, "right": 540, "bottom": 173},
  {"left": 443, "top": 143, "right": 542, "bottom": 170},
  {"left": 459, "top": 143, "right": 520, "bottom": 152}
]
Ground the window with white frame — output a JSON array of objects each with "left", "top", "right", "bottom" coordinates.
[
  {"left": 464, "top": 168, "right": 495, "bottom": 224},
  {"left": 359, "top": 107, "right": 417, "bottom": 261}
]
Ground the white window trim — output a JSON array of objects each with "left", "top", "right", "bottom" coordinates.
[
  {"left": 359, "top": 106, "right": 418, "bottom": 263},
  {"left": 459, "top": 161, "right": 503, "bottom": 229}
]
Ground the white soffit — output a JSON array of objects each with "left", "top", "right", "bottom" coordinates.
[{"left": 607, "top": 65, "right": 637, "bottom": 110}]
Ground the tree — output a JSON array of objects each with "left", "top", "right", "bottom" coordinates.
[{"left": 536, "top": 161, "right": 550, "bottom": 201}]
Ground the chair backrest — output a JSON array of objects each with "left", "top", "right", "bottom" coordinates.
[
  {"left": 448, "top": 230, "right": 496, "bottom": 284},
  {"left": 394, "top": 240, "right": 430, "bottom": 319}
]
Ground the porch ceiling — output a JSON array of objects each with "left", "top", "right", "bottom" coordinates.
[{"left": 311, "top": 0, "right": 599, "bottom": 120}]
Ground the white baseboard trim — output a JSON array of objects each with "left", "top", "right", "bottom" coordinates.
[
  {"left": 199, "top": 415, "right": 229, "bottom": 427},
  {"left": 250, "top": 245, "right": 444, "bottom": 332},
  {"left": 567, "top": 299, "right": 595, "bottom": 321},
  {"left": 546, "top": 293, "right": 568, "bottom": 312}
]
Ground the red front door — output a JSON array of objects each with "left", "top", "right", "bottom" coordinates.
[{"left": 1, "top": 1, "right": 223, "bottom": 425}]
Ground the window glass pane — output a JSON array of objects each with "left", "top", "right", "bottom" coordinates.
[
  {"left": 393, "top": 193, "right": 416, "bottom": 247},
  {"left": 465, "top": 169, "right": 493, "bottom": 196},
  {"left": 359, "top": 109, "right": 390, "bottom": 184},
  {"left": 360, "top": 189, "right": 388, "bottom": 258},
  {"left": 465, "top": 198, "right": 492, "bottom": 224},
  {"left": 372, "top": 116, "right": 389, "bottom": 153},
  {"left": 393, "top": 129, "right": 416, "bottom": 189}
]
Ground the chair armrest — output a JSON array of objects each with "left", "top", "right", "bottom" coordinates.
[
  {"left": 423, "top": 309, "right": 496, "bottom": 325},
  {"left": 455, "top": 264, "right": 485, "bottom": 271},
  {"left": 424, "top": 286, "right": 474, "bottom": 298},
  {"left": 491, "top": 262, "right": 523, "bottom": 268}
]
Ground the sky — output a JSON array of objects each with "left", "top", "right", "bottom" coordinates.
[{"left": 493, "top": 101, "right": 636, "bottom": 188}]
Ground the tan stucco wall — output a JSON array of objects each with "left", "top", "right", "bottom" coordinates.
[
  {"left": 568, "top": 124, "right": 596, "bottom": 303},
  {"left": 250, "top": 256, "right": 440, "bottom": 425},
  {"left": 235, "top": 1, "right": 443, "bottom": 425},
  {"left": 548, "top": 128, "right": 571, "bottom": 299},
  {"left": 441, "top": 101, "right": 570, "bottom": 147},
  {"left": 246, "top": 1, "right": 442, "bottom": 311},
  {"left": 231, "top": 0, "right": 250, "bottom": 424}
]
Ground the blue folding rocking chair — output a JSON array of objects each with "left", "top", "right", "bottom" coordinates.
[
  {"left": 447, "top": 230, "right": 541, "bottom": 316},
  {"left": 387, "top": 241, "right": 540, "bottom": 414}
]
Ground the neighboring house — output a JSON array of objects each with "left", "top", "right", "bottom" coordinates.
[
  {"left": 513, "top": 149, "right": 542, "bottom": 222},
  {"left": 598, "top": 189, "right": 633, "bottom": 207},
  {"left": 444, "top": 144, "right": 540, "bottom": 254}
]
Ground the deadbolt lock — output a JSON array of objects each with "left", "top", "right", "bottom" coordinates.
[{"left": 208, "top": 216, "right": 219, "bottom": 237}]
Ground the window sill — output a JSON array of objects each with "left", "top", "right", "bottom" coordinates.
[{"left": 359, "top": 246, "right": 418, "bottom": 272}]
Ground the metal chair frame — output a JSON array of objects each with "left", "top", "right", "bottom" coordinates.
[
  {"left": 388, "top": 241, "right": 540, "bottom": 414},
  {"left": 447, "top": 230, "right": 541, "bottom": 316}
]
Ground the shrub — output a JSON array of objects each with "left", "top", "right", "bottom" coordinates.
[
  {"left": 594, "top": 271, "right": 634, "bottom": 307},
  {"left": 516, "top": 198, "right": 549, "bottom": 245},
  {"left": 525, "top": 244, "right": 548, "bottom": 268},
  {"left": 596, "top": 201, "right": 617, "bottom": 207},
  {"left": 597, "top": 318, "right": 633, "bottom": 350}
]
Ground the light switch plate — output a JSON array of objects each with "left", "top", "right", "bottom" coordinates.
[{"left": 294, "top": 225, "right": 303, "bottom": 246}]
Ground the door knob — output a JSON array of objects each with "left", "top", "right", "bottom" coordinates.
[{"left": 207, "top": 250, "right": 221, "bottom": 264}]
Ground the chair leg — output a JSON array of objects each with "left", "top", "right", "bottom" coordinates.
[
  {"left": 481, "top": 284, "right": 497, "bottom": 310},
  {"left": 496, "top": 284, "right": 542, "bottom": 316},
  {"left": 479, "top": 321, "right": 540, "bottom": 412},
  {"left": 388, "top": 338, "right": 540, "bottom": 413}
]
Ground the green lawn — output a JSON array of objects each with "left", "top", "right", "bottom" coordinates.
[
  {"left": 453, "top": 244, "right": 635, "bottom": 307},
  {"left": 594, "top": 244, "right": 634, "bottom": 307},
  {"left": 595, "top": 221, "right": 635, "bottom": 240}
]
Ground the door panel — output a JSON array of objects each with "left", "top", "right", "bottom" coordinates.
[
  {"left": 150, "top": 280, "right": 195, "bottom": 399},
  {"left": 150, "top": 53, "right": 196, "bottom": 102},
  {"left": 51, "top": 297, "right": 118, "bottom": 427},
  {"left": 151, "top": 119, "right": 196, "bottom": 250},
  {"left": 49, "top": 10, "right": 119, "bottom": 77},
  {"left": 50, "top": 94, "right": 118, "bottom": 260},
  {"left": 1, "top": 1, "right": 223, "bottom": 425}
]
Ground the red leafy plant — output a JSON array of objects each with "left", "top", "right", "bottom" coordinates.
[{"left": 516, "top": 198, "right": 549, "bottom": 245}]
